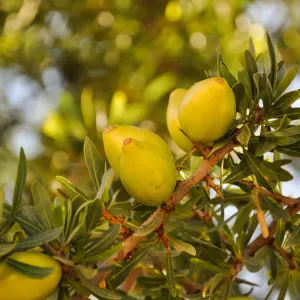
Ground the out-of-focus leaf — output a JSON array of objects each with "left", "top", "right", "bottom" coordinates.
[
  {"left": 79, "top": 273, "right": 121, "bottom": 300},
  {"left": 244, "top": 150, "right": 277, "bottom": 191},
  {"left": 166, "top": 251, "right": 177, "bottom": 297},
  {"left": 243, "top": 215, "right": 258, "bottom": 248},
  {"left": 190, "top": 258, "right": 225, "bottom": 272},
  {"left": 137, "top": 276, "right": 167, "bottom": 288},
  {"left": 292, "top": 271, "right": 300, "bottom": 298},
  {"left": 16, "top": 227, "right": 63, "bottom": 249},
  {"left": 272, "top": 90, "right": 300, "bottom": 112},
  {"left": 84, "top": 137, "right": 104, "bottom": 192},
  {"left": 85, "top": 224, "right": 121, "bottom": 255},
  {"left": 6, "top": 258, "right": 53, "bottom": 279},
  {"left": 134, "top": 214, "right": 163, "bottom": 237},
  {"left": 237, "top": 125, "right": 251, "bottom": 146},
  {"left": 57, "top": 287, "right": 71, "bottom": 300},
  {"left": 143, "top": 73, "right": 177, "bottom": 103},
  {"left": 277, "top": 276, "right": 289, "bottom": 300},
  {"left": 109, "top": 243, "right": 153, "bottom": 288},
  {"left": 76, "top": 264, "right": 98, "bottom": 280},
  {"left": 218, "top": 52, "right": 224, "bottom": 77},
  {"left": 224, "top": 159, "right": 252, "bottom": 183},
  {"left": 267, "top": 32, "right": 277, "bottom": 88},
  {"left": 0, "top": 148, "right": 27, "bottom": 236},
  {"left": 275, "top": 66, "right": 298, "bottom": 99},
  {"left": 167, "top": 235, "right": 196, "bottom": 256},
  {"left": 31, "top": 182, "right": 52, "bottom": 230},
  {"left": 56, "top": 176, "right": 88, "bottom": 200},
  {"left": 209, "top": 273, "right": 226, "bottom": 294},
  {"left": 262, "top": 161, "right": 293, "bottom": 182},
  {"left": 276, "top": 144, "right": 300, "bottom": 158}
]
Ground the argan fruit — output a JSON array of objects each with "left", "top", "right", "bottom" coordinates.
[
  {"left": 179, "top": 77, "right": 236, "bottom": 144},
  {"left": 103, "top": 125, "right": 169, "bottom": 175},
  {"left": 167, "top": 89, "right": 194, "bottom": 152},
  {"left": 0, "top": 251, "right": 62, "bottom": 300},
  {"left": 119, "top": 138, "right": 176, "bottom": 206}
]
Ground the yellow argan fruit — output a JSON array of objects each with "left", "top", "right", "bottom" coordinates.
[
  {"left": 179, "top": 77, "right": 236, "bottom": 144},
  {"left": 103, "top": 125, "right": 169, "bottom": 175},
  {"left": 167, "top": 89, "right": 194, "bottom": 152},
  {"left": 119, "top": 138, "right": 176, "bottom": 206},
  {"left": 0, "top": 251, "right": 62, "bottom": 300}
]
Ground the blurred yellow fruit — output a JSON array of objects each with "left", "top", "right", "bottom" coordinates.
[
  {"left": 0, "top": 252, "right": 62, "bottom": 300},
  {"left": 179, "top": 77, "right": 236, "bottom": 144}
]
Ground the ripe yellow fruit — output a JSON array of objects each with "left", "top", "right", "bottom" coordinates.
[
  {"left": 120, "top": 138, "right": 176, "bottom": 206},
  {"left": 103, "top": 125, "right": 170, "bottom": 175},
  {"left": 179, "top": 77, "right": 236, "bottom": 143},
  {"left": 0, "top": 252, "right": 62, "bottom": 300},
  {"left": 167, "top": 89, "right": 194, "bottom": 152}
]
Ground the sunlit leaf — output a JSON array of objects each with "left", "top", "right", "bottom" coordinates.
[
  {"left": 56, "top": 176, "right": 88, "bottom": 200},
  {"left": 275, "top": 66, "right": 298, "bottom": 99}
]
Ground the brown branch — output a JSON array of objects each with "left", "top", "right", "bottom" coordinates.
[
  {"left": 235, "top": 278, "right": 259, "bottom": 287},
  {"left": 205, "top": 175, "right": 224, "bottom": 200},
  {"left": 238, "top": 180, "right": 300, "bottom": 207}
]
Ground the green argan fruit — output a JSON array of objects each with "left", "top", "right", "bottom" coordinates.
[
  {"left": 167, "top": 89, "right": 194, "bottom": 152},
  {"left": 119, "top": 138, "right": 176, "bottom": 206},
  {"left": 103, "top": 125, "right": 169, "bottom": 175},
  {"left": 179, "top": 77, "right": 236, "bottom": 144}
]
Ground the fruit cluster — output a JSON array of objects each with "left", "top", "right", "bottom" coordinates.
[{"left": 103, "top": 77, "right": 236, "bottom": 206}]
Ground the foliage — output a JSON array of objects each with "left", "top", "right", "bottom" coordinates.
[{"left": 1, "top": 33, "right": 300, "bottom": 300}]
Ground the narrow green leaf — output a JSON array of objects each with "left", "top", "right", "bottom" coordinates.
[
  {"left": 87, "top": 199, "right": 102, "bottom": 231},
  {"left": 278, "top": 277, "right": 289, "bottom": 300},
  {"left": 209, "top": 273, "right": 226, "bottom": 294},
  {"left": 190, "top": 258, "right": 224, "bottom": 272},
  {"left": 208, "top": 139, "right": 227, "bottom": 158},
  {"left": 274, "top": 107, "right": 300, "bottom": 120},
  {"left": 84, "top": 137, "right": 104, "bottom": 192},
  {"left": 109, "top": 243, "right": 153, "bottom": 288},
  {"left": 272, "top": 90, "right": 300, "bottom": 112},
  {"left": 232, "top": 82, "right": 245, "bottom": 111},
  {"left": 167, "top": 235, "right": 196, "bottom": 256},
  {"left": 224, "top": 159, "right": 252, "bottom": 183},
  {"left": 31, "top": 182, "right": 52, "bottom": 230},
  {"left": 255, "top": 137, "right": 276, "bottom": 157},
  {"left": 79, "top": 242, "right": 123, "bottom": 263},
  {"left": 243, "top": 215, "right": 258, "bottom": 248},
  {"left": 56, "top": 176, "right": 88, "bottom": 200},
  {"left": 275, "top": 66, "right": 298, "bottom": 99},
  {"left": 0, "top": 242, "right": 16, "bottom": 257},
  {"left": 109, "top": 201, "right": 132, "bottom": 217},
  {"left": 269, "top": 249, "right": 278, "bottom": 280},
  {"left": 244, "top": 150, "right": 277, "bottom": 191},
  {"left": 166, "top": 251, "right": 177, "bottom": 297},
  {"left": 95, "top": 168, "right": 115, "bottom": 201},
  {"left": 64, "top": 275, "right": 91, "bottom": 297},
  {"left": 267, "top": 32, "right": 277, "bottom": 87},
  {"left": 262, "top": 161, "right": 293, "bottom": 182},
  {"left": 261, "top": 72, "right": 273, "bottom": 113},
  {"left": 16, "top": 227, "right": 63, "bottom": 249},
  {"left": 260, "top": 195, "right": 289, "bottom": 221},
  {"left": 218, "top": 53, "right": 224, "bottom": 77},
  {"left": 171, "top": 193, "right": 204, "bottom": 218},
  {"left": 286, "top": 227, "right": 300, "bottom": 247},
  {"left": 134, "top": 214, "right": 163, "bottom": 237},
  {"left": 58, "top": 287, "right": 71, "bottom": 300},
  {"left": 245, "top": 50, "right": 258, "bottom": 98},
  {"left": 0, "top": 190, "right": 3, "bottom": 222},
  {"left": 237, "top": 125, "right": 251, "bottom": 146},
  {"left": 7, "top": 258, "right": 53, "bottom": 278},
  {"left": 51, "top": 205, "right": 64, "bottom": 229},
  {"left": 292, "top": 271, "right": 300, "bottom": 298},
  {"left": 220, "top": 63, "right": 237, "bottom": 87},
  {"left": 275, "top": 219, "right": 285, "bottom": 248},
  {"left": 85, "top": 223, "right": 121, "bottom": 255},
  {"left": 79, "top": 273, "right": 121, "bottom": 300},
  {"left": 232, "top": 202, "right": 253, "bottom": 233}
]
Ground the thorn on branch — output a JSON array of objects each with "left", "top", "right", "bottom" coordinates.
[{"left": 205, "top": 175, "right": 224, "bottom": 200}]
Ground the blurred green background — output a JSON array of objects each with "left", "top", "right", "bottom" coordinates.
[{"left": 0, "top": 1, "right": 300, "bottom": 298}]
